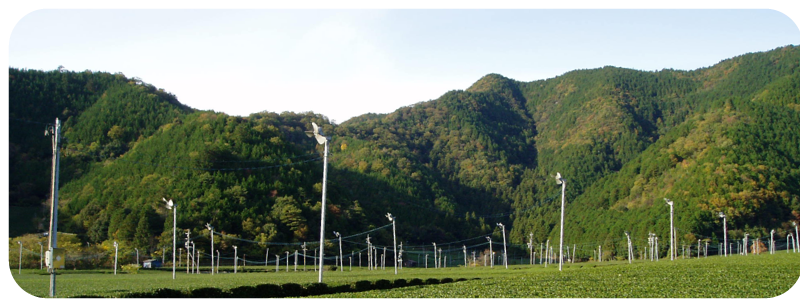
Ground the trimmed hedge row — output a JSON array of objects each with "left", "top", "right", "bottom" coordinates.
[{"left": 120, "top": 277, "right": 473, "bottom": 298}]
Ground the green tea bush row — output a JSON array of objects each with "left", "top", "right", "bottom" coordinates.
[{"left": 119, "top": 277, "right": 471, "bottom": 298}]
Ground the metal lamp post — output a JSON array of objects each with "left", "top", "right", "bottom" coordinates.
[
  {"left": 697, "top": 239, "right": 701, "bottom": 259},
  {"left": 793, "top": 222, "right": 799, "bottom": 253},
  {"left": 463, "top": 245, "right": 467, "bottom": 267},
  {"left": 485, "top": 237, "right": 493, "bottom": 268},
  {"left": 771, "top": 230, "right": 775, "bottom": 254},
  {"left": 275, "top": 255, "right": 282, "bottom": 274},
  {"left": 286, "top": 251, "right": 290, "bottom": 272},
  {"left": 206, "top": 223, "right": 214, "bottom": 275},
  {"left": 163, "top": 198, "right": 176, "bottom": 279},
  {"left": 654, "top": 235, "right": 659, "bottom": 261},
  {"left": 233, "top": 246, "right": 238, "bottom": 274},
  {"left": 438, "top": 248, "right": 442, "bottom": 269},
  {"left": 544, "top": 240, "right": 549, "bottom": 267},
  {"left": 665, "top": 198, "right": 675, "bottom": 261},
  {"left": 302, "top": 243, "right": 307, "bottom": 271},
  {"left": 472, "top": 251, "right": 476, "bottom": 266},
  {"left": 386, "top": 213, "right": 398, "bottom": 275},
  {"left": 17, "top": 241, "right": 23, "bottom": 274},
  {"left": 719, "top": 212, "right": 727, "bottom": 257},
  {"left": 744, "top": 233, "right": 749, "bottom": 256},
  {"left": 306, "top": 122, "right": 330, "bottom": 283},
  {"left": 191, "top": 241, "right": 196, "bottom": 273},
  {"left": 333, "top": 231, "right": 343, "bottom": 272},
  {"left": 555, "top": 172, "right": 566, "bottom": 271},
  {"left": 625, "top": 232, "right": 632, "bottom": 264},
  {"left": 398, "top": 249, "right": 402, "bottom": 270},
  {"left": 113, "top": 241, "right": 119, "bottom": 275},
  {"left": 598, "top": 245, "right": 602, "bottom": 262},
  {"left": 135, "top": 248, "right": 139, "bottom": 266},
  {"left": 366, "top": 235, "right": 372, "bottom": 270},
  {"left": 433, "top": 242, "right": 437, "bottom": 269},
  {"left": 529, "top": 233, "right": 534, "bottom": 265},
  {"left": 498, "top": 223, "right": 508, "bottom": 269}
]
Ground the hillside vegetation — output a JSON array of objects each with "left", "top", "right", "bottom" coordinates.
[{"left": 8, "top": 45, "right": 800, "bottom": 263}]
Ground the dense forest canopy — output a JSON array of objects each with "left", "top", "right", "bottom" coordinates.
[{"left": 8, "top": 45, "right": 800, "bottom": 265}]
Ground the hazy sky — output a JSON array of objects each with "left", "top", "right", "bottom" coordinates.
[{"left": 6, "top": 7, "right": 800, "bottom": 123}]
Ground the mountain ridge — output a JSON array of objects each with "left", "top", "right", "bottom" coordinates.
[{"left": 8, "top": 45, "right": 800, "bottom": 262}]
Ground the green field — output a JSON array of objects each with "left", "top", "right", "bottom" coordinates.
[{"left": 9, "top": 253, "right": 800, "bottom": 298}]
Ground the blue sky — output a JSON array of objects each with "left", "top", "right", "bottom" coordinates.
[{"left": 6, "top": 7, "right": 800, "bottom": 123}]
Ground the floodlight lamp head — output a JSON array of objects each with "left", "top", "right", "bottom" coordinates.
[
  {"left": 664, "top": 198, "right": 673, "bottom": 206},
  {"left": 497, "top": 223, "right": 503, "bottom": 227},
  {"left": 386, "top": 213, "right": 394, "bottom": 221},
  {"left": 793, "top": 221, "right": 797, "bottom": 226},
  {"left": 233, "top": 245, "right": 237, "bottom": 249},
  {"left": 333, "top": 231, "right": 340, "bottom": 237},
  {"left": 718, "top": 212, "right": 725, "bottom": 218},
  {"left": 486, "top": 236, "right": 491, "bottom": 241},
  {"left": 555, "top": 172, "right": 564, "bottom": 185},
  {"left": 305, "top": 122, "right": 330, "bottom": 145},
  {"left": 163, "top": 198, "right": 174, "bottom": 209},
  {"left": 771, "top": 229, "right": 775, "bottom": 233}
]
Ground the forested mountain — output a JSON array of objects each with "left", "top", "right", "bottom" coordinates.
[{"left": 8, "top": 45, "right": 800, "bottom": 262}]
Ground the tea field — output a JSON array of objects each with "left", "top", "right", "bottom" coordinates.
[{"left": 8, "top": 252, "right": 800, "bottom": 298}]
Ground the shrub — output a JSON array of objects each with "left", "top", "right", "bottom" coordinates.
[
  {"left": 352, "top": 280, "right": 373, "bottom": 291},
  {"left": 229, "top": 285, "right": 259, "bottom": 298},
  {"left": 374, "top": 279, "right": 392, "bottom": 290},
  {"left": 121, "top": 264, "right": 140, "bottom": 274},
  {"left": 189, "top": 287, "right": 229, "bottom": 298},
  {"left": 425, "top": 278, "right": 440, "bottom": 285},
  {"left": 117, "top": 289, "right": 187, "bottom": 300},
  {"left": 329, "top": 283, "right": 352, "bottom": 294},
  {"left": 408, "top": 278, "right": 424, "bottom": 286},
  {"left": 393, "top": 278, "right": 408, "bottom": 288},
  {"left": 151, "top": 288, "right": 184, "bottom": 298},
  {"left": 281, "top": 283, "right": 305, "bottom": 297},
  {"left": 305, "top": 282, "right": 328, "bottom": 295},
  {"left": 455, "top": 278, "right": 468, "bottom": 282},
  {"left": 255, "top": 283, "right": 283, "bottom": 298},
  {"left": 119, "top": 291, "right": 145, "bottom": 298},
  {"left": 440, "top": 278, "right": 453, "bottom": 284}
]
